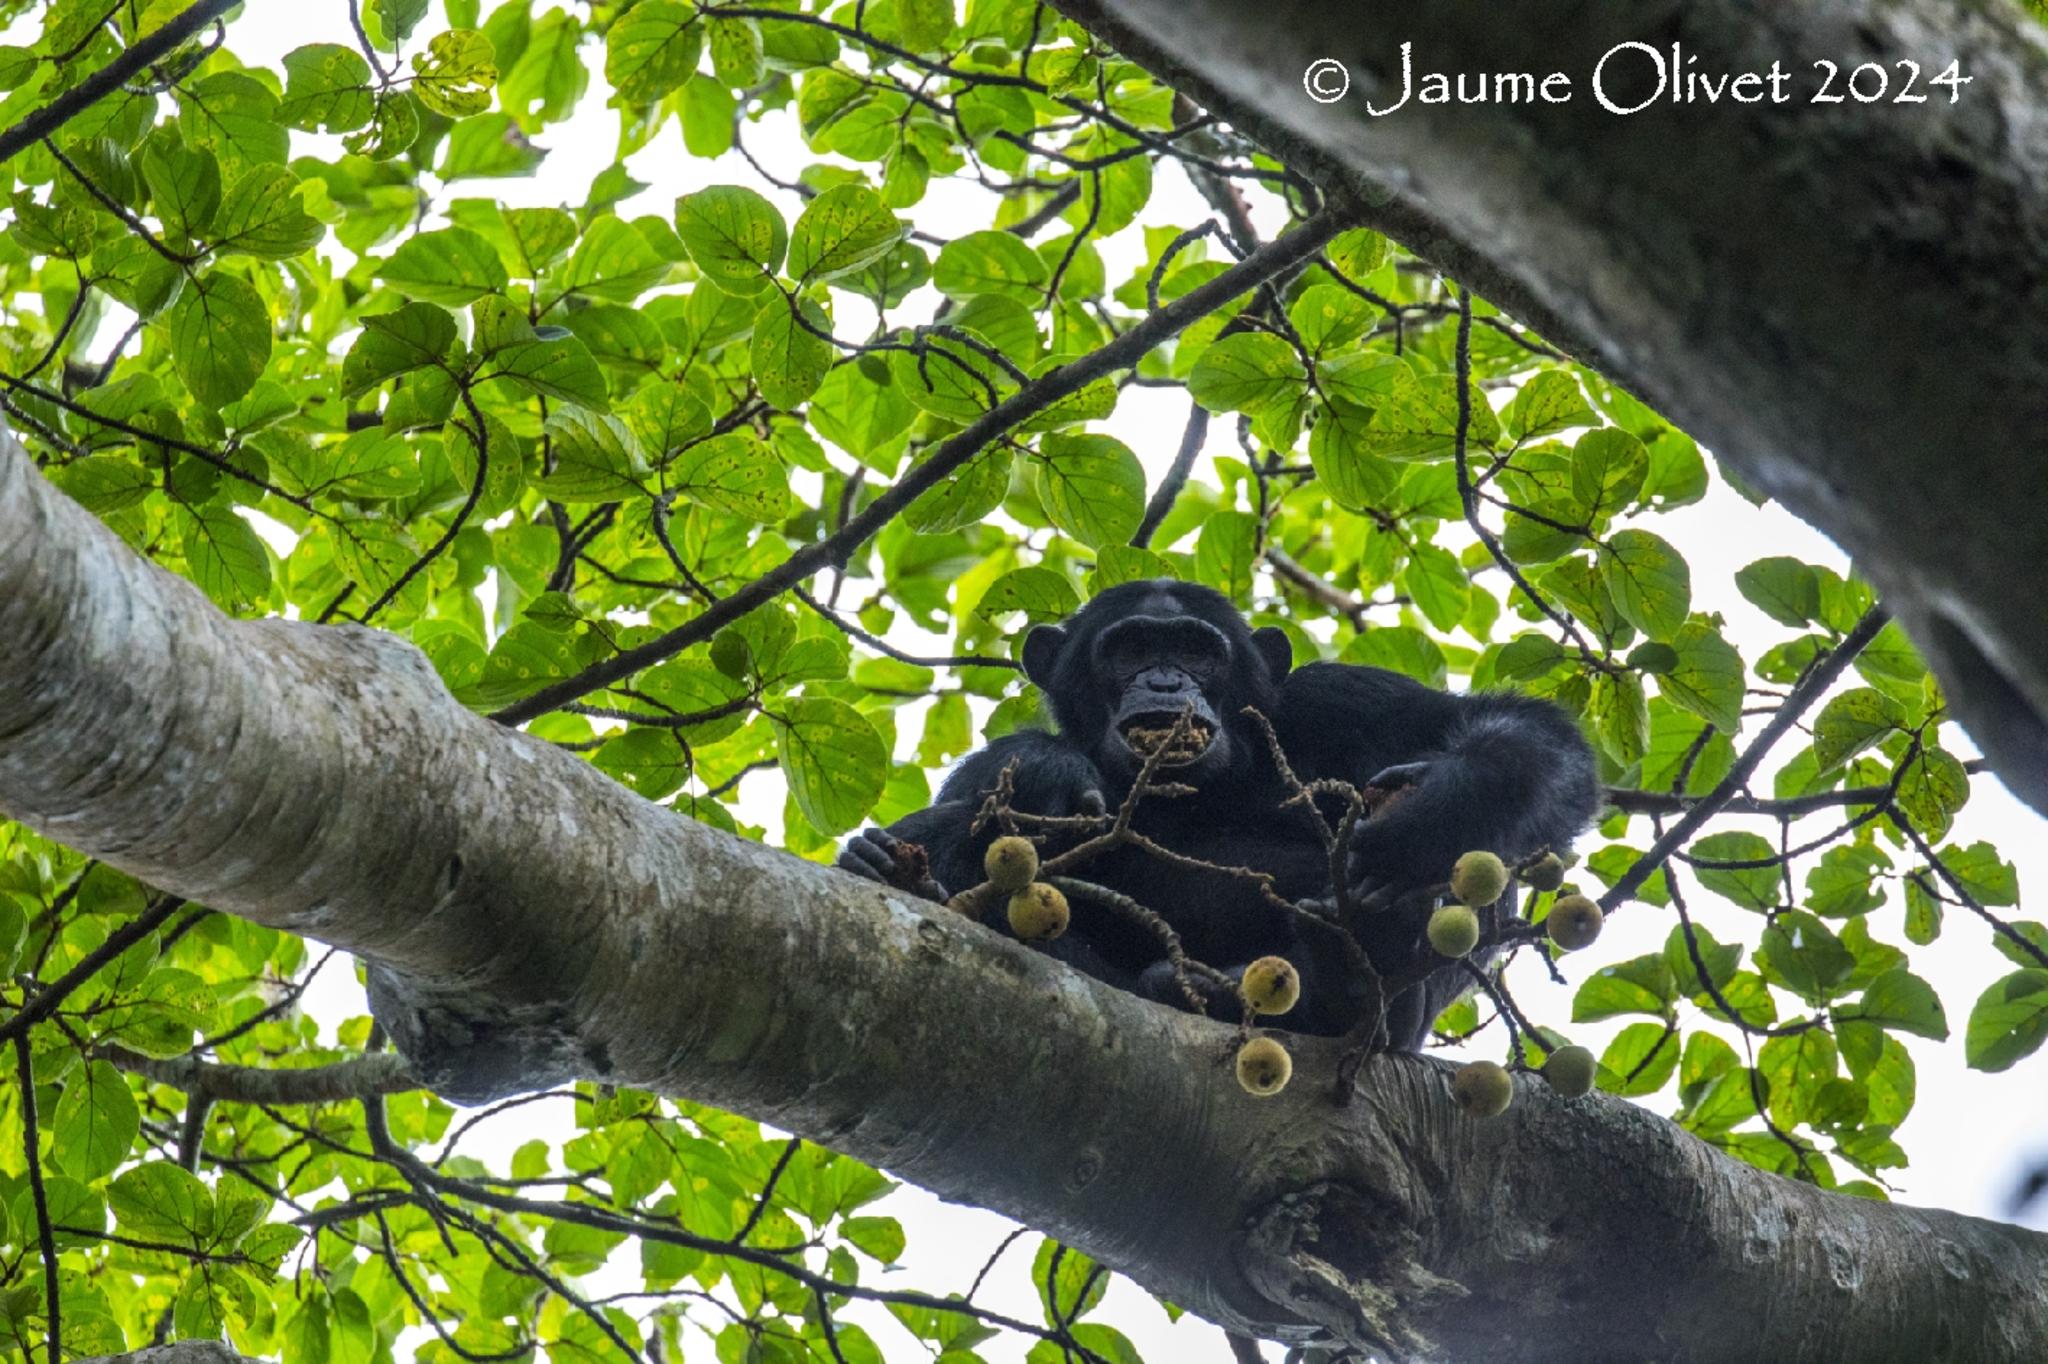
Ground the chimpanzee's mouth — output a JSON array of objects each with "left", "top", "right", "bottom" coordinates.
[{"left": 1119, "top": 717, "right": 1216, "bottom": 767}]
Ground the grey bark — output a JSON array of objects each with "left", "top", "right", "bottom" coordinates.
[
  {"left": 5, "top": 433, "right": 2048, "bottom": 1360},
  {"left": 1047, "top": 0, "right": 2048, "bottom": 814},
  {"left": 78, "top": 1345, "right": 252, "bottom": 1364}
]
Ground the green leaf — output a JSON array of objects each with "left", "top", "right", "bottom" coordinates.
[
  {"left": 978, "top": 566, "right": 1080, "bottom": 624},
  {"left": 1812, "top": 687, "right": 1905, "bottom": 770},
  {"left": 111, "top": 1161, "right": 214, "bottom": 1246},
  {"left": 1188, "top": 332, "right": 1305, "bottom": 415},
  {"left": 321, "top": 430, "right": 425, "bottom": 498},
  {"left": 557, "top": 216, "right": 671, "bottom": 303},
  {"left": 1598, "top": 1022, "right": 1680, "bottom": 1097},
  {"left": 1894, "top": 746, "right": 1970, "bottom": 841},
  {"left": 1399, "top": 542, "right": 1468, "bottom": 634},
  {"left": 1602, "top": 529, "right": 1690, "bottom": 642},
  {"left": 139, "top": 139, "right": 221, "bottom": 238},
  {"left": 1659, "top": 621, "right": 1743, "bottom": 732},
  {"left": 905, "top": 448, "right": 1011, "bottom": 532},
  {"left": 94, "top": 234, "right": 185, "bottom": 317},
  {"left": 1586, "top": 670, "right": 1649, "bottom": 766},
  {"left": 53, "top": 456, "right": 155, "bottom": 514},
  {"left": 439, "top": 110, "right": 538, "bottom": 178},
  {"left": 775, "top": 697, "right": 887, "bottom": 836},
  {"left": 1358, "top": 366, "right": 1500, "bottom": 461},
  {"left": 1964, "top": 970, "right": 2048, "bottom": 1072},
  {"left": 1690, "top": 832, "right": 1779, "bottom": 912},
  {"left": 1735, "top": 556, "right": 1822, "bottom": 628},
  {"left": 607, "top": 1, "right": 702, "bottom": 103},
  {"left": 52, "top": 1060, "right": 139, "bottom": 1183},
  {"left": 341, "top": 302, "right": 458, "bottom": 398},
  {"left": 1035, "top": 433, "right": 1144, "bottom": 549},
  {"left": 211, "top": 165, "right": 324, "bottom": 259},
  {"left": 1665, "top": 923, "right": 1741, "bottom": 998},
  {"left": 1194, "top": 510, "right": 1259, "bottom": 602},
  {"left": 1088, "top": 545, "right": 1177, "bottom": 593},
  {"left": 1758, "top": 910, "right": 1856, "bottom": 1002},
  {"left": 371, "top": 0, "right": 431, "bottom": 45},
  {"left": 535, "top": 409, "right": 646, "bottom": 501},
  {"left": 481, "top": 333, "right": 610, "bottom": 409},
  {"left": 789, "top": 184, "right": 904, "bottom": 283},
  {"left": 889, "top": 333, "right": 1015, "bottom": 422},
  {"left": 1572, "top": 953, "right": 1676, "bottom": 1022},
  {"left": 935, "top": 229, "right": 1050, "bottom": 305},
  {"left": 895, "top": 0, "right": 957, "bottom": 49},
  {"left": 751, "top": 295, "right": 835, "bottom": 410},
  {"left": 179, "top": 71, "right": 289, "bottom": 168},
  {"left": 279, "top": 43, "right": 375, "bottom": 131},
  {"left": 379, "top": 226, "right": 510, "bottom": 304},
  {"left": 1339, "top": 625, "right": 1446, "bottom": 689},
  {"left": 623, "top": 385, "right": 714, "bottom": 460},
  {"left": 1992, "top": 922, "right": 2048, "bottom": 970},
  {"left": 1503, "top": 370, "right": 1593, "bottom": 442},
  {"left": 1308, "top": 399, "right": 1398, "bottom": 511},
  {"left": 1804, "top": 844, "right": 1890, "bottom": 918},
  {"left": 706, "top": 15, "right": 765, "bottom": 86},
  {"left": 167, "top": 272, "right": 272, "bottom": 405},
  {"left": 841, "top": 1214, "right": 906, "bottom": 1263},
  {"left": 679, "top": 73, "right": 737, "bottom": 156},
  {"left": 1939, "top": 841, "right": 2019, "bottom": 907},
  {"left": 668, "top": 431, "right": 792, "bottom": 521},
  {"left": 675, "top": 185, "right": 786, "bottom": 293},
  {"left": 1569, "top": 428, "right": 1647, "bottom": 521},
  {"left": 1033, "top": 1239, "right": 1111, "bottom": 1325},
  {"left": 410, "top": 28, "right": 498, "bottom": 118},
  {"left": 1848, "top": 968, "right": 1949, "bottom": 1040},
  {"left": 1288, "top": 283, "right": 1375, "bottom": 355},
  {"left": 1759, "top": 1028, "right": 1839, "bottom": 1127},
  {"left": 1854, "top": 620, "right": 1930, "bottom": 697}
]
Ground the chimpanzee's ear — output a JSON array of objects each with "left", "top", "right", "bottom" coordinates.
[
  {"left": 1022, "top": 625, "right": 1069, "bottom": 688},
  {"left": 1251, "top": 626, "right": 1294, "bottom": 680}
]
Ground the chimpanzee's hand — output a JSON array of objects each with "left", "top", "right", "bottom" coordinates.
[
  {"left": 1345, "top": 760, "right": 1497, "bottom": 905},
  {"left": 1006, "top": 750, "right": 1110, "bottom": 821},
  {"left": 836, "top": 828, "right": 949, "bottom": 903},
  {"left": 1137, "top": 959, "right": 1245, "bottom": 1020}
]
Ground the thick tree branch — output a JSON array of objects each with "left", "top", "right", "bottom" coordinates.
[
  {"left": 4, "top": 431, "right": 2047, "bottom": 1360},
  {"left": 1046, "top": 0, "right": 2048, "bottom": 817},
  {"left": 80, "top": 1346, "right": 252, "bottom": 1364},
  {"left": 100, "top": 1048, "right": 419, "bottom": 1105}
]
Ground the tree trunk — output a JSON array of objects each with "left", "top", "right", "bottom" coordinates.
[
  {"left": 5, "top": 434, "right": 2047, "bottom": 1359},
  {"left": 1048, "top": 0, "right": 2048, "bottom": 815}
]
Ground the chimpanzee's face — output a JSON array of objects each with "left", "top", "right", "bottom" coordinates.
[{"left": 1022, "top": 581, "right": 1292, "bottom": 786}]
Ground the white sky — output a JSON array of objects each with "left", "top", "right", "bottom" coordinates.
[{"left": 29, "top": 6, "right": 2048, "bottom": 1361}]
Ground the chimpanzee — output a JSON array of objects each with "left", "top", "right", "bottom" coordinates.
[{"left": 837, "top": 579, "right": 1601, "bottom": 1048}]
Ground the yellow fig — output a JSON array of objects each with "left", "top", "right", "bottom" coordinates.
[
  {"left": 1007, "top": 883, "right": 1069, "bottom": 941},
  {"left": 984, "top": 836, "right": 1040, "bottom": 893},
  {"left": 1547, "top": 895, "right": 1604, "bottom": 952},
  {"left": 1450, "top": 850, "right": 1509, "bottom": 906},
  {"left": 1235, "top": 1036, "right": 1293, "bottom": 1097},
  {"left": 1542, "top": 1045, "right": 1598, "bottom": 1099},
  {"left": 1241, "top": 956, "right": 1301, "bottom": 1016},
  {"left": 1522, "top": 852, "right": 1566, "bottom": 893},
  {"left": 1427, "top": 904, "right": 1482, "bottom": 959},
  {"left": 1451, "top": 1060, "right": 1514, "bottom": 1118}
]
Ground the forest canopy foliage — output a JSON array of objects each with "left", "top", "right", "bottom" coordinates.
[{"left": 0, "top": 1, "right": 2042, "bottom": 1361}]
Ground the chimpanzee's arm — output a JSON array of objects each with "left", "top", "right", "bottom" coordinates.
[
  {"left": 838, "top": 730, "right": 1107, "bottom": 901},
  {"left": 1274, "top": 663, "right": 1600, "bottom": 893}
]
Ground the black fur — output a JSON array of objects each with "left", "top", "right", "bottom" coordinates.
[{"left": 837, "top": 580, "right": 1601, "bottom": 1048}]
